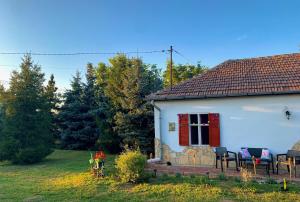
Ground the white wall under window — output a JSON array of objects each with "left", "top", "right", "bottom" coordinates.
[{"left": 154, "top": 94, "right": 300, "bottom": 155}]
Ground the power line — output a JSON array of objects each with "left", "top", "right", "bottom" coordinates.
[
  {"left": 0, "top": 64, "right": 82, "bottom": 70},
  {"left": 173, "top": 49, "right": 193, "bottom": 64},
  {"left": 0, "top": 50, "right": 166, "bottom": 56},
  {"left": 0, "top": 49, "right": 167, "bottom": 69},
  {"left": 0, "top": 64, "right": 19, "bottom": 68}
]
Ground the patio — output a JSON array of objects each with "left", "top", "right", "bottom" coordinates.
[{"left": 146, "top": 162, "right": 300, "bottom": 183}]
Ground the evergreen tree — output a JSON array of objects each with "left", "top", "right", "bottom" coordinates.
[
  {"left": 0, "top": 84, "right": 5, "bottom": 135},
  {"left": 0, "top": 55, "right": 53, "bottom": 164},
  {"left": 80, "top": 63, "right": 99, "bottom": 149},
  {"left": 0, "top": 84, "right": 4, "bottom": 96},
  {"left": 58, "top": 71, "right": 87, "bottom": 149},
  {"left": 105, "top": 55, "right": 163, "bottom": 153},
  {"left": 45, "top": 74, "right": 60, "bottom": 140},
  {"left": 95, "top": 63, "right": 120, "bottom": 153},
  {"left": 105, "top": 55, "right": 129, "bottom": 110}
]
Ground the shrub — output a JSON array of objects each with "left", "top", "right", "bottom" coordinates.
[
  {"left": 13, "top": 146, "right": 52, "bottom": 164},
  {"left": 240, "top": 167, "right": 253, "bottom": 183},
  {"left": 115, "top": 149, "right": 147, "bottom": 183}
]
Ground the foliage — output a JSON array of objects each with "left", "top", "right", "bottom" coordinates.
[
  {"left": 240, "top": 167, "right": 253, "bottom": 182},
  {"left": 0, "top": 55, "right": 53, "bottom": 164},
  {"left": 217, "top": 172, "right": 228, "bottom": 181},
  {"left": 163, "top": 61, "right": 208, "bottom": 87},
  {"left": 1, "top": 54, "right": 207, "bottom": 156},
  {"left": 175, "top": 173, "right": 182, "bottom": 178},
  {"left": 80, "top": 63, "right": 100, "bottom": 149},
  {"left": 58, "top": 63, "right": 119, "bottom": 151},
  {"left": 104, "top": 55, "right": 162, "bottom": 153},
  {"left": 115, "top": 149, "right": 147, "bottom": 183},
  {"left": 95, "top": 62, "right": 120, "bottom": 153},
  {"left": 265, "top": 177, "right": 277, "bottom": 184},
  {"left": 45, "top": 74, "right": 60, "bottom": 141},
  {"left": 0, "top": 84, "right": 5, "bottom": 133},
  {"left": 58, "top": 71, "right": 89, "bottom": 149}
]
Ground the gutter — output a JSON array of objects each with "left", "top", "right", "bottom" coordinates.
[
  {"left": 150, "top": 100, "right": 163, "bottom": 161},
  {"left": 149, "top": 90, "right": 300, "bottom": 102}
]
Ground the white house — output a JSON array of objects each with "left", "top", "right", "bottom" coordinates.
[{"left": 148, "top": 53, "right": 300, "bottom": 167}]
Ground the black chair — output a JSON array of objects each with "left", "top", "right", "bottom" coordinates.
[
  {"left": 238, "top": 147, "right": 275, "bottom": 175},
  {"left": 215, "top": 147, "right": 238, "bottom": 172},
  {"left": 277, "top": 150, "right": 300, "bottom": 177}
]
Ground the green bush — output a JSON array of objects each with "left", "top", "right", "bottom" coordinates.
[
  {"left": 115, "top": 149, "right": 147, "bottom": 183},
  {"left": 14, "top": 146, "right": 52, "bottom": 164}
]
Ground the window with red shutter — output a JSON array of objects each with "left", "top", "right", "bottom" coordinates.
[
  {"left": 178, "top": 114, "right": 189, "bottom": 146},
  {"left": 178, "top": 113, "right": 220, "bottom": 147},
  {"left": 208, "top": 113, "right": 220, "bottom": 147}
]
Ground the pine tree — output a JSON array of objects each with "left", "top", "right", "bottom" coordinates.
[
  {"left": 0, "top": 55, "right": 53, "bottom": 164},
  {"left": 0, "top": 84, "right": 5, "bottom": 136},
  {"left": 106, "top": 56, "right": 162, "bottom": 154},
  {"left": 95, "top": 62, "right": 120, "bottom": 153},
  {"left": 105, "top": 55, "right": 129, "bottom": 111},
  {"left": 45, "top": 74, "right": 60, "bottom": 140},
  {"left": 58, "top": 71, "right": 87, "bottom": 149},
  {"left": 80, "top": 63, "right": 99, "bottom": 149}
]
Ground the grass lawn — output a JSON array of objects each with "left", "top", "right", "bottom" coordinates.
[{"left": 1, "top": 150, "right": 300, "bottom": 202}]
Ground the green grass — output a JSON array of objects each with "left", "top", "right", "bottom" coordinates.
[{"left": 1, "top": 150, "right": 300, "bottom": 202}]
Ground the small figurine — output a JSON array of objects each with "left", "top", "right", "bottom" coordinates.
[
  {"left": 90, "top": 148, "right": 106, "bottom": 177},
  {"left": 89, "top": 153, "right": 94, "bottom": 172},
  {"left": 281, "top": 178, "right": 288, "bottom": 191}
]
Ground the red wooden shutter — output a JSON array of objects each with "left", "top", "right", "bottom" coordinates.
[
  {"left": 178, "top": 114, "right": 189, "bottom": 146},
  {"left": 209, "top": 113, "right": 220, "bottom": 147}
]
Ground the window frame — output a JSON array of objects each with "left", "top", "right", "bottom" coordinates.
[{"left": 188, "top": 113, "right": 209, "bottom": 146}]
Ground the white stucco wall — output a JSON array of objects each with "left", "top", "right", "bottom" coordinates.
[{"left": 154, "top": 94, "right": 300, "bottom": 155}]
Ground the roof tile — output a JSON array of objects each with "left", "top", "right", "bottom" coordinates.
[{"left": 148, "top": 53, "right": 300, "bottom": 100}]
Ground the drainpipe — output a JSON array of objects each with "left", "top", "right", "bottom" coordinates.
[{"left": 150, "top": 100, "right": 163, "bottom": 160}]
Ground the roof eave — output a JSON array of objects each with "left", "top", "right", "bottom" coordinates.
[{"left": 149, "top": 91, "right": 300, "bottom": 102}]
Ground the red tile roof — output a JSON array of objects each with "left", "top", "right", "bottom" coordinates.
[{"left": 148, "top": 53, "right": 300, "bottom": 101}]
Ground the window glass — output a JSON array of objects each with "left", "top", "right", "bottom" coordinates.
[
  {"left": 190, "top": 114, "right": 198, "bottom": 124},
  {"left": 190, "top": 126, "right": 199, "bottom": 145},
  {"left": 200, "top": 114, "right": 208, "bottom": 124},
  {"left": 201, "top": 126, "right": 209, "bottom": 145}
]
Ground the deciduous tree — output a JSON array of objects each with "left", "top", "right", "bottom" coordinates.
[{"left": 163, "top": 61, "right": 208, "bottom": 87}]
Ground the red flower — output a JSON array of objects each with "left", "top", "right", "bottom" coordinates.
[{"left": 94, "top": 151, "right": 106, "bottom": 160}]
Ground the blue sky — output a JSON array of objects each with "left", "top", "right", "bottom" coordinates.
[{"left": 0, "top": 0, "right": 300, "bottom": 90}]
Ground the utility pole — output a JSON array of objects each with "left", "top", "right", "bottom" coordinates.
[{"left": 169, "top": 45, "right": 173, "bottom": 90}]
